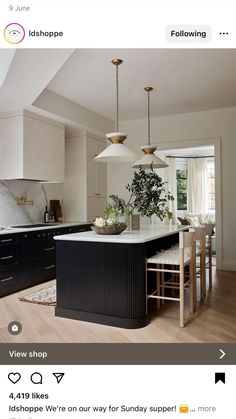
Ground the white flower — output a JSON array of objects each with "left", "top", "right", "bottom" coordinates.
[
  {"left": 106, "top": 218, "right": 114, "bottom": 225},
  {"left": 94, "top": 217, "right": 106, "bottom": 227}
]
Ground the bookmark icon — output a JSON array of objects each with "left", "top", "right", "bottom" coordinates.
[{"left": 215, "top": 372, "right": 225, "bottom": 384}]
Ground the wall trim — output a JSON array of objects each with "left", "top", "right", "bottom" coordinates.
[
  {"left": 222, "top": 261, "right": 236, "bottom": 271},
  {"left": 0, "top": 109, "right": 65, "bottom": 129}
]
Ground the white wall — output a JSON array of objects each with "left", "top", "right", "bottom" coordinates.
[
  {"left": 108, "top": 106, "right": 236, "bottom": 271},
  {"left": 34, "top": 90, "right": 113, "bottom": 136}
]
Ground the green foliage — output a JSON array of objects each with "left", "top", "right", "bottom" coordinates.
[
  {"left": 176, "top": 169, "right": 187, "bottom": 210},
  {"left": 109, "top": 194, "right": 134, "bottom": 215},
  {"left": 103, "top": 203, "right": 121, "bottom": 221},
  {"left": 126, "top": 166, "right": 174, "bottom": 220},
  {"left": 108, "top": 167, "right": 174, "bottom": 221}
]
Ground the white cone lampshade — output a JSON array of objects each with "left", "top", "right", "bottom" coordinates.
[
  {"left": 94, "top": 59, "right": 136, "bottom": 164},
  {"left": 132, "top": 145, "right": 168, "bottom": 168},
  {"left": 94, "top": 133, "right": 137, "bottom": 163}
]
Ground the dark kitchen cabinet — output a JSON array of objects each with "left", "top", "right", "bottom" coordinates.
[
  {"left": 0, "top": 224, "right": 91, "bottom": 297},
  {"left": 21, "top": 230, "right": 57, "bottom": 288},
  {"left": 0, "top": 234, "right": 21, "bottom": 297}
]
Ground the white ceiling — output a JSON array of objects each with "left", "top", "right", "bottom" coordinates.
[
  {"left": 0, "top": 50, "right": 15, "bottom": 88},
  {"left": 0, "top": 49, "right": 74, "bottom": 112},
  {"left": 47, "top": 49, "right": 236, "bottom": 120}
]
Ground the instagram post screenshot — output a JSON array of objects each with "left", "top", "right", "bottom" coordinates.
[{"left": 0, "top": 1, "right": 236, "bottom": 418}]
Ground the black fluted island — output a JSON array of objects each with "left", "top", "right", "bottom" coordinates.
[{"left": 54, "top": 225, "right": 186, "bottom": 329}]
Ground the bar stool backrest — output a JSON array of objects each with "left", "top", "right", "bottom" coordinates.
[
  {"left": 179, "top": 231, "right": 195, "bottom": 248},
  {"left": 204, "top": 223, "right": 214, "bottom": 237},
  {"left": 194, "top": 226, "right": 206, "bottom": 241}
]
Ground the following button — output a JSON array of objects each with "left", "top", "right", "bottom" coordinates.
[{"left": 166, "top": 25, "right": 211, "bottom": 42}]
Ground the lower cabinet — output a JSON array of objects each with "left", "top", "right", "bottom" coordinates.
[
  {"left": 30, "top": 257, "right": 56, "bottom": 285},
  {"left": 0, "top": 269, "right": 18, "bottom": 297},
  {"left": 0, "top": 234, "right": 20, "bottom": 297},
  {"left": 0, "top": 224, "right": 91, "bottom": 297},
  {"left": 25, "top": 230, "right": 57, "bottom": 287}
]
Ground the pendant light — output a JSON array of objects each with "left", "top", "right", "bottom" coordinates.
[
  {"left": 94, "top": 59, "right": 137, "bottom": 163},
  {"left": 132, "top": 87, "right": 168, "bottom": 169}
]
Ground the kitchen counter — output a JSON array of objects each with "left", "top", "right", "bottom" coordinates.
[
  {"left": 55, "top": 225, "right": 186, "bottom": 329},
  {"left": 54, "top": 224, "right": 186, "bottom": 244},
  {"left": 0, "top": 222, "right": 91, "bottom": 235}
]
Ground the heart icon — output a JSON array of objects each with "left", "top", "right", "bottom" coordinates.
[{"left": 8, "top": 372, "right": 21, "bottom": 384}]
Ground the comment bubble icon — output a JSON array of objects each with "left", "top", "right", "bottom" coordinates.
[{"left": 30, "top": 372, "right": 43, "bottom": 384}]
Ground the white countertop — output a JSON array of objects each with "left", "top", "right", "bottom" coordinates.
[
  {"left": 0, "top": 222, "right": 91, "bottom": 235},
  {"left": 54, "top": 224, "right": 187, "bottom": 244}
]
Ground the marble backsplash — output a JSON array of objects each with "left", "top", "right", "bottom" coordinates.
[{"left": 0, "top": 180, "right": 63, "bottom": 226}]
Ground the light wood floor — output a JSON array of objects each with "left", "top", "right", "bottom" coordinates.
[{"left": 0, "top": 267, "right": 236, "bottom": 343}]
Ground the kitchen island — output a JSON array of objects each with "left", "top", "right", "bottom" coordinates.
[{"left": 54, "top": 225, "right": 186, "bottom": 329}]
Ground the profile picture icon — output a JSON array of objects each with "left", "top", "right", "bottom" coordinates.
[{"left": 4, "top": 23, "right": 25, "bottom": 44}]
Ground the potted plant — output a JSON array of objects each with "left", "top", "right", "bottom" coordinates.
[
  {"left": 92, "top": 203, "right": 127, "bottom": 235},
  {"left": 108, "top": 194, "right": 134, "bottom": 227},
  {"left": 109, "top": 166, "right": 174, "bottom": 224}
]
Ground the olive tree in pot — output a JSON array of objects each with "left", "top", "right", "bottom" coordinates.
[{"left": 109, "top": 166, "right": 174, "bottom": 225}]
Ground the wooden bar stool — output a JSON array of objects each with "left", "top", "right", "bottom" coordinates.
[
  {"left": 146, "top": 231, "right": 196, "bottom": 328},
  {"left": 204, "top": 223, "right": 214, "bottom": 289},
  {"left": 194, "top": 226, "right": 206, "bottom": 301}
]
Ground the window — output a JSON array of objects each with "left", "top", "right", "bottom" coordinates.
[
  {"left": 207, "top": 158, "right": 215, "bottom": 210},
  {"left": 176, "top": 169, "right": 187, "bottom": 210},
  {"left": 175, "top": 157, "right": 215, "bottom": 212}
]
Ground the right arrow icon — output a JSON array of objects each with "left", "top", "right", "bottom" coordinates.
[{"left": 219, "top": 349, "right": 226, "bottom": 359}]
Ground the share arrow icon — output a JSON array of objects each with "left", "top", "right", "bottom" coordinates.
[{"left": 52, "top": 373, "right": 65, "bottom": 384}]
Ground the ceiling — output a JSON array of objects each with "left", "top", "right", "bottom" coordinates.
[
  {"left": 47, "top": 49, "right": 236, "bottom": 120},
  {"left": 0, "top": 49, "right": 74, "bottom": 112},
  {"left": 1, "top": 49, "right": 236, "bottom": 125},
  {"left": 0, "top": 50, "right": 15, "bottom": 88}
]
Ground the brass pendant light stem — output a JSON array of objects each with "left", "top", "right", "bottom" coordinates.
[
  {"left": 144, "top": 86, "right": 153, "bottom": 146},
  {"left": 95, "top": 58, "right": 137, "bottom": 163},
  {"left": 112, "top": 59, "right": 123, "bottom": 132},
  {"left": 116, "top": 63, "right": 119, "bottom": 132},
  {"left": 132, "top": 86, "right": 168, "bottom": 168},
  {"left": 147, "top": 89, "right": 150, "bottom": 146}
]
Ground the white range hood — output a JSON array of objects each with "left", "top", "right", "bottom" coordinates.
[{"left": 0, "top": 109, "right": 65, "bottom": 182}]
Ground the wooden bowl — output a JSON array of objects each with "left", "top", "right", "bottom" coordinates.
[{"left": 92, "top": 224, "right": 127, "bottom": 235}]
